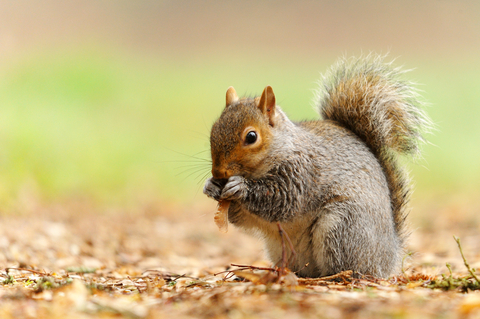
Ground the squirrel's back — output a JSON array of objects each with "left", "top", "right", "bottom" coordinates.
[{"left": 315, "top": 55, "right": 431, "bottom": 245}]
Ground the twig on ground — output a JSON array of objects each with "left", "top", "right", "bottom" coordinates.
[
  {"left": 453, "top": 236, "right": 480, "bottom": 284},
  {"left": 277, "top": 223, "right": 287, "bottom": 272},
  {"left": 298, "top": 270, "right": 353, "bottom": 285},
  {"left": 127, "top": 276, "right": 143, "bottom": 294},
  {"left": 215, "top": 264, "right": 276, "bottom": 281},
  {"left": 5, "top": 268, "right": 49, "bottom": 276},
  {"left": 229, "top": 264, "right": 277, "bottom": 271},
  {"left": 216, "top": 224, "right": 298, "bottom": 282}
]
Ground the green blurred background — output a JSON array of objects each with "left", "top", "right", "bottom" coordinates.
[{"left": 0, "top": 1, "right": 479, "bottom": 212}]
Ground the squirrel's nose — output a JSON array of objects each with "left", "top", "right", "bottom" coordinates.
[
  {"left": 212, "top": 167, "right": 229, "bottom": 179},
  {"left": 212, "top": 168, "right": 227, "bottom": 179}
]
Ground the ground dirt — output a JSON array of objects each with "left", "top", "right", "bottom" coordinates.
[{"left": 1, "top": 198, "right": 480, "bottom": 319}]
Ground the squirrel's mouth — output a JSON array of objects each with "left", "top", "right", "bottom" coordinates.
[
  {"left": 212, "top": 162, "right": 243, "bottom": 180},
  {"left": 209, "top": 178, "right": 228, "bottom": 189}
]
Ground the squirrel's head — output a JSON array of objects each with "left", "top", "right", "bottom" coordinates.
[{"left": 210, "top": 86, "right": 278, "bottom": 180}]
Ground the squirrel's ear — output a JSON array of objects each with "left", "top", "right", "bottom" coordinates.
[
  {"left": 226, "top": 86, "right": 239, "bottom": 107},
  {"left": 257, "top": 86, "right": 276, "bottom": 126}
]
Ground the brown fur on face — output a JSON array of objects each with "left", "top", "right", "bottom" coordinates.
[
  {"left": 210, "top": 98, "right": 273, "bottom": 180},
  {"left": 210, "top": 86, "right": 277, "bottom": 180}
]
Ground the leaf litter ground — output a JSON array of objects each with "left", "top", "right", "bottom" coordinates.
[{"left": 1, "top": 199, "right": 480, "bottom": 318}]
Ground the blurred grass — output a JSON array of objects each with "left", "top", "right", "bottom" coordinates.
[
  {"left": 0, "top": 47, "right": 478, "bottom": 207},
  {"left": 408, "top": 58, "right": 480, "bottom": 198}
]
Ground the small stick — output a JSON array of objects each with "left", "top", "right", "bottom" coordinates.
[
  {"left": 127, "top": 276, "right": 143, "bottom": 294},
  {"left": 319, "top": 270, "right": 354, "bottom": 281},
  {"left": 276, "top": 222, "right": 297, "bottom": 271},
  {"left": 215, "top": 264, "right": 278, "bottom": 281},
  {"left": 298, "top": 270, "right": 353, "bottom": 285},
  {"left": 171, "top": 273, "right": 187, "bottom": 282},
  {"left": 222, "top": 272, "right": 237, "bottom": 281},
  {"left": 453, "top": 236, "right": 480, "bottom": 284},
  {"left": 5, "top": 268, "right": 48, "bottom": 275},
  {"left": 277, "top": 223, "right": 287, "bottom": 273},
  {"left": 229, "top": 264, "right": 277, "bottom": 271},
  {"left": 142, "top": 271, "right": 198, "bottom": 281},
  {"left": 283, "top": 226, "right": 297, "bottom": 266}
]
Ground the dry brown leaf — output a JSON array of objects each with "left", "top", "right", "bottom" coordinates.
[
  {"left": 214, "top": 200, "right": 230, "bottom": 233},
  {"left": 233, "top": 270, "right": 265, "bottom": 284},
  {"left": 406, "top": 282, "right": 424, "bottom": 289},
  {"left": 280, "top": 271, "right": 298, "bottom": 287}
]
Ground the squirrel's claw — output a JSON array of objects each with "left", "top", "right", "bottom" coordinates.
[
  {"left": 203, "top": 177, "right": 224, "bottom": 201},
  {"left": 220, "top": 176, "right": 246, "bottom": 201}
]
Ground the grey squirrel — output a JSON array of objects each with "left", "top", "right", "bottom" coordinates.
[{"left": 203, "top": 55, "right": 431, "bottom": 278}]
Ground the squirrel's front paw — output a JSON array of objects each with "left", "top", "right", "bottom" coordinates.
[
  {"left": 220, "top": 176, "right": 247, "bottom": 201},
  {"left": 203, "top": 177, "right": 227, "bottom": 201}
]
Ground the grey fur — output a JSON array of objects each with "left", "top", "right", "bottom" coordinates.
[{"left": 204, "top": 55, "right": 430, "bottom": 278}]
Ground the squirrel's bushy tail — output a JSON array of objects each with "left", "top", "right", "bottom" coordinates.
[{"left": 316, "top": 54, "right": 431, "bottom": 240}]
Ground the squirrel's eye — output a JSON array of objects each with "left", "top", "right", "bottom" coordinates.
[{"left": 245, "top": 131, "right": 257, "bottom": 145}]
